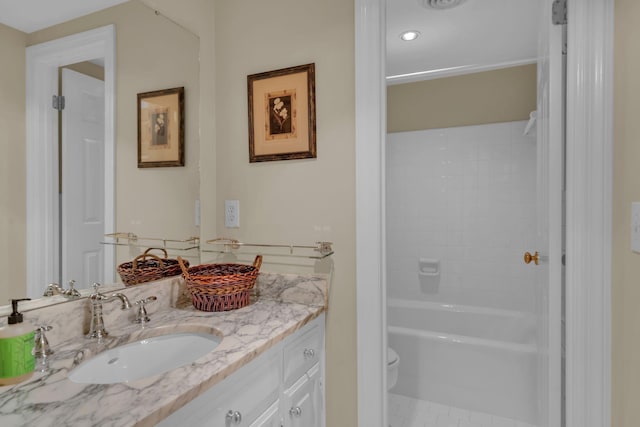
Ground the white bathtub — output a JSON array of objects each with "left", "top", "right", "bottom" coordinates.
[{"left": 387, "top": 298, "right": 538, "bottom": 424}]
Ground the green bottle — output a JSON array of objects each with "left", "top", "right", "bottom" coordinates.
[{"left": 0, "top": 298, "right": 35, "bottom": 385}]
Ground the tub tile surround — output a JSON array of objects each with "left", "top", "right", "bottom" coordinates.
[
  {"left": 386, "top": 121, "right": 538, "bottom": 312},
  {"left": 386, "top": 121, "right": 539, "bottom": 425},
  {"left": 0, "top": 272, "right": 329, "bottom": 427}
]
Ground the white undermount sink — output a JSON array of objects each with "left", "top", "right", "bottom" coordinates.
[{"left": 68, "top": 332, "right": 221, "bottom": 384}]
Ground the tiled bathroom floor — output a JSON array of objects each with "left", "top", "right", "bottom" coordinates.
[{"left": 388, "top": 393, "right": 537, "bottom": 427}]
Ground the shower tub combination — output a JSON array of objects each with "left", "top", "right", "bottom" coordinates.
[{"left": 387, "top": 298, "right": 538, "bottom": 424}]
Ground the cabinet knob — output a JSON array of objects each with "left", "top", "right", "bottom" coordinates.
[
  {"left": 226, "top": 410, "right": 242, "bottom": 424},
  {"left": 289, "top": 406, "right": 302, "bottom": 417},
  {"left": 303, "top": 348, "right": 315, "bottom": 359}
]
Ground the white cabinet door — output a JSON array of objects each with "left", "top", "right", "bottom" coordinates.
[
  {"left": 249, "top": 401, "right": 281, "bottom": 427},
  {"left": 283, "top": 363, "right": 321, "bottom": 427}
]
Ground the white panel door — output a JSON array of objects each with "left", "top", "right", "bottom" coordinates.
[
  {"left": 535, "top": 1, "right": 564, "bottom": 426},
  {"left": 61, "top": 68, "right": 105, "bottom": 286}
]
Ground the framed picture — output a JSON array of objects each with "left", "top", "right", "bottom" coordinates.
[
  {"left": 137, "top": 87, "right": 185, "bottom": 168},
  {"left": 247, "top": 63, "right": 316, "bottom": 162}
]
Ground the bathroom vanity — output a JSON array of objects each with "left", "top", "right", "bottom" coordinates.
[
  {"left": 0, "top": 272, "right": 328, "bottom": 427},
  {"left": 158, "top": 314, "right": 324, "bottom": 427}
]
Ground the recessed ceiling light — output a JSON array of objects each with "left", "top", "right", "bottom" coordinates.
[{"left": 400, "top": 31, "right": 420, "bottom": 41}]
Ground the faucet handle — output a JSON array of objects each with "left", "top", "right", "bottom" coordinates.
[
  {"left": 34, "top": 325, "right": 54, "bottom": 358},
  {"left": 43, "top": 283, "right": 61, "bottom": 297},
  {"left": 91, "top": 282, "right": 103, "bottom": 296},
  {"left": 134, "top": 296, "right": 157, "bottom": 324},
  {"left": 63, "top": 280, "right": 81, "bottom": 298}
]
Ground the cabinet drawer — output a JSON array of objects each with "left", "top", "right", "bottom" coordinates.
[{"left": 283, "top": 322, "right": 322, "bottom": 387}]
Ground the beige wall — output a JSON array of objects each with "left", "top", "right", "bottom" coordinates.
[
  {"left": 27, "top": 0, "right": 201, "bottom": 269},
  {"left": 210, "top": 1, "right": 356, "bottom": 426},
  {"left": 387, "top": 64, "right": 537, "bottom": 132},
  {"left": 0, "top": 23, "right": 27, "bottom": 301},
  {"left": 613, "top": 1, "right": 640, "bottom": 426}
]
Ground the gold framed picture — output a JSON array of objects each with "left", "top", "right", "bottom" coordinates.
[
  {"left": 137, "top": 87, "right": 184, "bottom": 168},
  {"left": 247, "top": 63, "right": 316, "bottom": 162}
]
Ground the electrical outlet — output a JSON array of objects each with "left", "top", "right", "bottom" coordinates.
[{"left": 225, "top": 200, "right": 240, "bottom": 228}]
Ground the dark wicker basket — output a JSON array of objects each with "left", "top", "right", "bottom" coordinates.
[
  {"left": 178, "top": 255, "right": 262, "bottom": 312},
  {"left": 118, "top": 248, "right": 188, "bottom": 286}
]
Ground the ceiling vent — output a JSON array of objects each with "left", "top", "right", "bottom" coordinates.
[{"left": 422, "top": 0, "right": 468, "bottom": 10}]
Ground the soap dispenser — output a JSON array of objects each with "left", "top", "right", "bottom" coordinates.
[{"left": 0, "top": 298, "right": 35, "bottom": 385}]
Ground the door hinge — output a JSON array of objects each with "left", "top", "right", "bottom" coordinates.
[
  {"left": 52, "top": 95, "right": 65, "bottom": 111},
  {"left": 552, "top": 0, "right": 567, "bottom": 25}
]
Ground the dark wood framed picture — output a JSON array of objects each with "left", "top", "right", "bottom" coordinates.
[
  {"left": 137, "top": 87, "right": 184, "bottom": 168},
  {"left": 247, "top": 63, "right": 316, "bottom": 162}
]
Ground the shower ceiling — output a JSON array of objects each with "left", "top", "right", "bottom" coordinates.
[{"left": 387, "top": 0, "right": 542, "bottom": 82}]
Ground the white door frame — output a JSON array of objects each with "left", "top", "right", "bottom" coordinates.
[
  {"left": 355, "top": 1, "right": 387, "bottom": 426},
  {"left": 26, "top": 25, "right": 116, "bottom": 296},
  {"left": 564, "top": 1, "right": 613, "bottom": 426},
  {"left": 354, "top": 1, "right": 613, "bottom": 427}
]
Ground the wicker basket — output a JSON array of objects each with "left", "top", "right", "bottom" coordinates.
[
  {"left": 118, "top": 248, "right": 188, "bottom": 286},
  {"left": 178, "top": 255, "right": 262, "bottom": 312}
]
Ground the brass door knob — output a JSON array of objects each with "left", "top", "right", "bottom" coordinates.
[{"left": 524, "top": 251, "right": 540, "bottom": 265}]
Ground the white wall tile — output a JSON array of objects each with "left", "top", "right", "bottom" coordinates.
[{"left": 387, "top": 121, "right": 537, "bottom": 311}]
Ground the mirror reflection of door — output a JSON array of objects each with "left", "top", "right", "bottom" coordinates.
[{"left": 60, "top": 65, "right": 105, "bottom": 286}]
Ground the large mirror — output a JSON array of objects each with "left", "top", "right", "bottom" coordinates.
[{"left": 0, "top": 0, "right": 201, "bottom": 308}]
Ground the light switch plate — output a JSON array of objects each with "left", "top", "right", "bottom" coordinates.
[{"left": 632, "top": 203, "right": 640, "bottom": 253}]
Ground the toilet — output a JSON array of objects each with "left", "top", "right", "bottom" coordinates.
[{"left": 387, "top": 347, "right": 399, "bottom": 390}]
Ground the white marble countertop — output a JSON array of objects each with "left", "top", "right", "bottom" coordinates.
[{"left": 0, "top": 273, "right": 328, "bottom": 427}]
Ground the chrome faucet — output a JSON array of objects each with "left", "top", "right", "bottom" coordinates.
[
  {"left": 86, "top": 283, "right": 131, "bottom": 340},
  {"left": 43, "top": 280, "right": 81, "bottom": 298}
]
